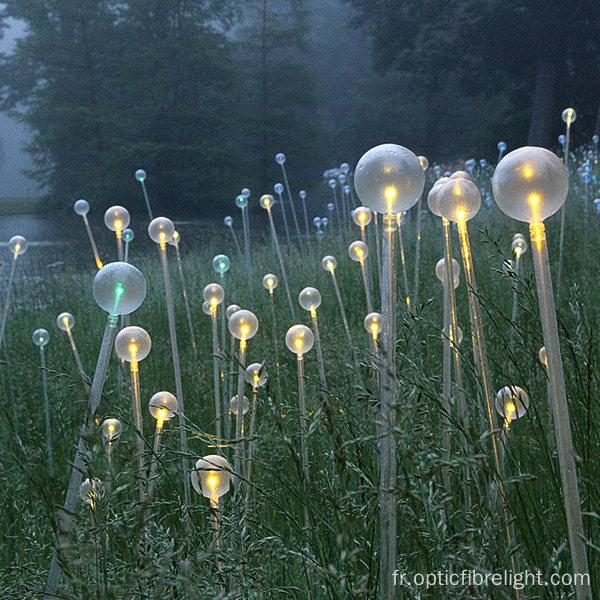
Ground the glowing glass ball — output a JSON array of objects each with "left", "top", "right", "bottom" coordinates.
[
  {"left": 348, "top": 240, "right": 369, "bottom": 262},
  {"left": 93, "top": 262, "right": 147, "bottom": 315},
  {"left": 328, "top": 179, "right": 337, "bottom": 189},
  {"left": 241, "top": 188, "right": 251, "bottom": 199},
  {"left": 299, "top": 287, "right": 322, "bottom": 311},
  {"left": 101, "top": 418, "right": 122, "bottom": 442},
  {"left": 299, "top": 190, "right": 307, "bottom": 199},
  {"left": 235, "top": 195, "right": 248, "bottom": 209},
  {"left": 562, "top": 108, "right": 576, "bottom": 123},
  {"left": 426, "top": 177, "right": 449, "bottom": 217},
  {"left": 339, "top": 174, "right": 347, "bottom": 184},
  {"left": 9, "top": 235, "right": 28, "bottom": 255},
  {"left": 495, "top": 386, "right": 529, "bottom": 421},
  {"left": 262, "top": 273, "right": 278, "bottom": 291},
  {"left": 123, "top": 228, "right": 134, "bottom": 242},
  {"left": 260, "top": 194, "right": 274, "bottom": 209},
  {"left": 512, "top": 234, "right": 528, "bottom": 254},
  {"left": 104, "top": 206, "right": 130, "bottom": 232},
  {"left": 115, "top": 326, "right": 151, "bottom": 362},
  {"left": 322, "top": 255, "right": 337, "bottom": 272},
  {"left": 224, "top": 216, "right": 233, "bottom": 227},
  {"left": 202, "top": 301, "right": 211, "bottom": 315},
  {"left": 418, "top": 156, "right": 429, "bottom": 171},
  {"left": 313, "top": 217, "right": 322, "bottom": 228},
  {"left": 229, "top": 395, "right": 250, "bottom": 416},
  {"left": 203, "top": 283, "right": 225, "bottom": 307},
  {"left": 340, "top": 162, "right": 350, "bottom": 174},
  {"left": 149, "top": 391, "right": 178, "bottom": 420},
  {"left": 56, "top": 312, "right": 74, "bottom": 331},
  {"left": 327, "top": 203, "right": 334, "bottom": 212},
  {"left": 245, "top": 363, "right": 268, "bottom": 387},
  {"left": 479, "top": 159, "right": 487, "bottom": 168},
  {"left": 344, "top": 185, "right": 351, "bottom": 194},
  {"left": 212, "top": 254, "right": 230, "bottom": 275},
  {"left": 364, "top": 312, "right": 382, "bottom": 337},
  {"left": 168, "top": 231, "right": 180, "bottom": 247},
  {"left": 558, "top": 134, "right": 565, "bottom": 145},
  {"left": 33, "top": 328, "right": 50, "bottom": 347},
  {"left": 226, "top": 304, "right": 241, "bottom": 320},
  {"left": 228, "top": 310, "right": 258, "bottom": 341},
  {"left": 322, "top": 217, "right": 329, "bottom": 227},
  {"left": 80, "top": 478, "right": 105, "bottom": 507},
  {"left": 275, "top": 153, "right": 286, "bottom": 165},
  {"left": 353, "top": 206, "right": 372, "bottom": 227},
  {"left": 135, "top": 169, "right": 146, "bottom": 182},
  {"left": 148, "top": 217, "right": 175, "bottom": 244},
  {"left": 593, "top": 135, "right": 599, "bottom": 145},
  {"left": 191, "top": 455, "right": 233, "bottom": 500},
  {"left": 286, "top": 325, "right": 314, "bottom": 356},
  {"left": 498, "top": 141, "right": 507, "bottom": 152},
  {"left": 492, "top": 147, "right": 568, "bottom": 223},
  {"left": 434, "top": 165, "right": 442, "bottom": 177},
  {"left": 449, "top": 170, "right": 472, "bottom": 181},
  {"left": 437, "top": 178, "right": 481, "bottom": 222},
  {"left": 354, "top": 144, "right": 425, "bottom": 214},
  {"left": 274, "top": 183, "right": 284, "bottom": 194},
  {"left": 539, "top": 346, "right": 547, "bottom": 368},
  {"left": 74, "top": 199, "right": 90, "bottom": 215},
  {"left": 435, "top": 258, "right": 461, "bottom": 282}
]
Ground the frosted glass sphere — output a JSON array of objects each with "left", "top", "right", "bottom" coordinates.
[
  {"left": 115, "top": 326, "right": 151, "bottom": 362},
  {"left": 340, "top": 162, "right": 350, "bottom": 174},
  {"left": 327, "top": 203, "right": 334, "bottom": 212},
  {"left": 328, "top": 178, "right": 337, "bottom": 189},
  {"left": 348, "top": 240, "right": 369, "bottom": 262},
  {"left": 495, "top": 386, "right": 529, "bottom": 421},
  {"left": 450, "top": 170, "right": 472, "bottom": 181},
  {"left": 539, "top": 346, "right": 547, "bottom": 368},
  {"left": 299, "top": 287, "right": 322, "bottom": 311},
  {"left": 33, "top": 328, "right": 50, "bottom": 347},
  {"left": 313, "top": 217, "right": 322, "bottom": 228},
  {"left": 442, "top": 326, "right": 463, "bottom": 345},
  {"left": 228, "top": 309, "right": 258, "bottom": 340},
  {"left": 56, "top": 312, "right": 74, "bottom": 331},
  {"left": 562, "top": 108, "right": 576, "bottom": 123},
  {"left": 286, "top": 325, "right": 314, "bottom": 356},
  {"left": 74, "top": 199, "right": 90, "bottom": 215},
  {"left": 437, "top": 178, "right": 481, "bottom": 222},
  {"left": 148, "top": 217, "right": 175, "bottom": 244},
  {"left": 344, "top": 185, "right": 351, "bottom": 194},
  {"left": 93, "top": 262, "right": 146, "bottom": 315},
  {"left": 354, "top": 144, "right": 425, "bottom": 214},
  {"left": 464, "top": 159, "right": 476, "bottom": 171},
  {"left": 235, "top": 195, "right": 247, "bottom": 209},
  {"left": 479, "top": 159, "right": 487, "bottom": 168},
  {"left": 338, "top": 174, "right": 347, "bottom": 184},
  {"left": 364, "top": 312, "right": 382, "bottom": 337},
  {"left": 104, "top": 206, "right": 130, "bottom": 232},
  {"left": 123, "top": 228, "right": 134, "bottom": 242},
  {"left": 202, "top": 301, "right": 212, "bottom": 315},
  {"left": 492, "top": 147, "right": 568, "bottom": 223},
  {"left": 274, "top": 183, "right": 284, "bottom": 194},
  {"left": 241, "top": 188, "right": 251, "bottom": 199},
  {"left": 418, "top": 156, "right": 429, "bottom": 171},
  {"left": 434, "top": 165, "right": 442, "bottom": 176},
  {"left": 226, "top": 304, "right": 241, "bottom": 320},
  {"left": 426, "top": 177, "right": 449, "bottom": 217},
  {"left": 299, "top": 190, "right": 307, "bottom": 199},
  {"left": 80, "top": 478, "right": 105, "bottom": 507},
  {"left": 322, "top": 217, "right": 329, "bottom": 227},
  {"left": 191, "top": 455, "right": 232, "bottom": 500},
  {"left": 263, "top": 274, "right": 278, "bottom": 291},
  {"left": 8, "top": 235, "right": 27, "bottom": 255},
  {"left": 593, "top": 135, "right": 599, "bottom": 144},
  {"left": 224, "top": 216, "right": 233, "bottom": 227},
  {"left": 558, "top": 134, "right": 565, "bottom": 145},
  {"left": 498, "top": 141, "right": 507, "bottom": 152},
  {"left": 512, "top": 234, "right": 528, "bottom": 254},
  {"left": 149, "top": 391, "right": 178, "bottom": 421},
  {"left": 246, "top": 362, "right": 268, "bottom": 387},
  {"left": 260, "top": 194, "right": 274, "bottom": 209},
  {"left": 435, "top": 258, "right": 460, "bottom": 282},
  {"left": 322, "top": 255, "right": 337, "bottom": 272},
  {"left": 212, "top": 254, "right": 230, "bottom": 275},
  {"left": 203, "top": 283, "right": 225, "bottom": 307},
  {"left": 229, "top": 395, "right": 249, "bottom": 416},
  {"left": 135, "top": 169, "right": 146, "bottom": 182},
  {"left": 353, "top": 206, "right": 372, "bottom": 227},
  {"left": 168, "top": 231, "right": 180, "bottom": 247},
  {"left": 101, "top": 418, "right": 122, "bottom": 441},
  {"left": 275, "top": 153, "right": 286, "bottom": 165}
]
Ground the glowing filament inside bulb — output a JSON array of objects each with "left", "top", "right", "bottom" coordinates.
[
  {"left": 115, "top": 220, "right": 122, "bottom": 230},
  {"left": 456, "top": 209, "right": 465, "bottom": 221}
]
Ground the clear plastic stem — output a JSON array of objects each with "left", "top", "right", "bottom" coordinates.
[
  {"left": 146, "top": 420, "right": 164, "bottom": 501},
  {"left": 511, "top": 252, "right": 522, "bottom": 324},
  {"left": 0, "top": 253, "right": 18, "bottom": 353},
  {"left": 310, "top": 310, "right": 327, "bottom": 391},
  {"left": 373, "top": 212, "right": 383, "bottom": 289},
  {"left": 211, "top": 307, "right": 222, "bottom": 441},
  {"left": 243, "top": 385, "right": 259, "bottom": 528},
  {"left": 130, "top": 361, "right": 145, "bottom": 501},
  {"left": 281, "top": 163, "right": 302, "bottom": 238},
  {"left": 276, "top": 191, "right": 292, "bottom": 245},
  {"left": 227, "top": 225, "right": 244, "bottom": 261},
  {"left": 557, "top": 119, "right": 572, "bottom": 300},
  {"left": 267, "top": 208, "right": 296, "bottom": 320},
  {"left": 297, "top": 355, "right": 310, "bottom": 487},
  {"left": 397, "top": 216, "right": 411, "bottom": 311},
  {"left": 413, "top": 197, "right": 423, "bottom": 308},
  {"left": 329, "top": 271, "right": 352, "bottom": 347},
  {"left": 81, "top": 214, "right": 103, "bottom": 270},
  {"left": 360, "top": 260, "right": 373, "bottom": 314},
  {"left": 40, "top": 346, "right": 54, "bottom": 480},
  {"left": 234, "top": 340, "right": 247, "bottom": 493},
  {"left": 139, "top": 179, "right": 154, "bottom": 221},
  {"left": 174, "top": 242, "right": 198, "bottom": 362},
  {"left": 301, "top": 194, "right": 310, "bottom": 238},
  {"left": 116, "top": 231, "right": 123, "bottom": 262}
]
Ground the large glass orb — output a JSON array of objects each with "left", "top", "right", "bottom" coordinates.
[
  {"left": 262, "top": 274, "right": 278, "bottom": 291},
  {"left": 56, "top": 312, "right": 75, "bottom": 331},
  {"left": 299, "top": 287, "right": 322, "bottom": 311},
  {"left": 286, "top": 325, "right": 314, "bottom": 356},
  {"left": 229, "top": 395, "right": 249, "bottom": 416},
  {"left": 435, "top": 258, "right": 461, "bottom": 282},
  {"left": 353, "top": 206, "right": 372, "bottom": 227},
  {"left": 115, "top": 326, "right": 151, "bottom": 362},
  {"left": 495, "top": 386, "right": 529, "bottom": 422},
  {"left": 148, "top": 217, "right": 175, "bottom": 244},
  {"left": 354, "top": 144, "right": 425, "bottom": 214},
  {"left": 449, "top": 170, "right": 472, "bottom": 181},
  {"left": 492, "top": 147, "right": 568, "bottom": 223},
  {"left": 228, "top": 310, "right": 258, "bottom": 340},
  {"left": 135, "top": 169, "right": 146, "bottom": 182},
  {"left": 437, "top": 178, "right": 481, "bottom": 222},
  {"left": 93, "top": 262, "right": 146, "bottom": 315},
  {"left": 245, "top": 363, "right": 268, "bottom": 387},
  {"left": 149, "top": 391, "right": 178, "bottom": 421},
  {"left": 212, "top": 254, "right": 230, "bottom": 275},
  {"left": 275, "top": 153, "right": 286, "bottom": 165},
  {"left": 101, "top": 418, "right": 122, "bottom": 442},
  {"left": 562, "top": 108, "right": 576, "bottom": 123},
  {"left": 104, "top": 206, "right": 130, "bottom": 232},
  {"left": 8, "top": 235, "right": 27, "bottom": 255},
  {"left": 74, "top": 199, "right": 90, "bottom": 215},
  {"left": 33, "top": 328, "right": 50, "bottom": 347},
  {"left": 226, "top": 304, "right": 241, "bottom": 320},
  {"left": 348, "top": 240, "right": 368, "bottom": 262},
  {"left": 123, "top": 228, "right": 134, "bottom": 243},
  {"left": 364, "top": 312, "right": 382, "bottom": 337},
  {"left": 203, "top": 283, "right": 225, "bottom": 307},
  {"left": 426, "top": 177, "right": 449, "bottom": 217},
  {"left": 191, "top": 455, "right": 233, "bottom": 500},
  {"left": 260, "top": 194, "right": 274, "bottom": 209},
  {"left": 321, "top": 255, "right": 337, "bottom": 272}
]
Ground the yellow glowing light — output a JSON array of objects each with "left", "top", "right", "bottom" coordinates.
[
  {"left": 62, "top": 317, "right": 69, "bottom": 326},
  {"left": 327, "top": 261, "right": 334, "bottom": 272},
  {"left": 211, "top": 297, "right": 218, "bottom": 306},
  {"left": 359, "top": 213, "right": 366, "bottom": 222},
  {"left": 115, "top": 219, "right": 122, "bottom": 230},
  {"left": 14, "top": 244, "right": 20, "bottom": 253},
  {"left": 241, "top": 324, "right": 250, "bottom": 335},
  {"left": 506, "top": 402, "right": 516, "bottom": 414},
  {"left": 385, "top": 187, "right": 396, "bottom": 201},
  {"left": 523, "top": 167, "right": 534, "bottom": 179},
  {"left": 157, "top": 408, "right": 167, "bottom": 420},
  {"left": 371, "top": 323, "right": 379, "bottom": 335},
  {"left": 267, "top": 278, "right": 273, "bottom": 287},
  {"left": 208, "top": 473, "right": 218, "bottom": 488},
  {"left": 295, "top": 339, "right": 303, "bottom": 350},
  {"left": 173, "top": 231, "right": 179, "bottom": 240},
  {"left": 456, "top": 209, "right": 466, "bottom": 221},
  {"left": 129, "top": 343, "right": 138, "bottom": 356},
  {"left": 108, "top": 424, "right": 115, "bottom": 433},
  {"left": 528, "top": 194, "right": 540, "bottom": 206}
]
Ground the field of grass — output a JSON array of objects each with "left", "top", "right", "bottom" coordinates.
[{"left": 0, "top": 158, "right": 599, "bottom": 599}]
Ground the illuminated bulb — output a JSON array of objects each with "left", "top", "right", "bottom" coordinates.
[
  {"left": 149, "top": 391, "right": 178, "bottom": 420},
  {"left": 135, "top": 169, "right": 146, "bottom": 182},
  {"left": 426, "top": 177, "right": 449, "bottom": 217},
  {"left": 353, "top": 207, "right": 372, "bottom": 227},
  {"left": 8, "top": 235, "right": 28, "bottom": 256},
  {"left": 418, "top": 156, "right": 429, "bottom": 171},
  {"left": 364, "top": 312, "right": 382, "bottom": 338},
  {"left": 327, "top": 203, "right": 334, "bottom": 213},
  {"left": 229, "top": 394, "right": 250, "bottom": 416},
  {"left": 498, "top": 141, "right": 507, "bottom": 152},
  {"left": 74, "top": 199, "right": 90, "bottom": 215},
  {"left": 321, "top": 255, "right": 337, "bottom": 273},
  {"left": 492, "top": 147, "right": 568, "bottom": 223},
  {"left": 339, "top": 174, "right": 347, "bottom": 184},
  {"left": 224, "top": 216, "right": 233, "bottom": 227},
  {"left": 228, "top": 309, "right": 258, "bottom": 341},
  {"left": 101, "top": 418, "right": 122, "bottom": 442},
  {"left": 348, "top": 240, "right": 369, "bottom": 262},
  {"left": 340, "top": 162, "right": 350, "bottom": 174},
  {"left": 235, "top": 195, "right": 248, "bottom": 209},
  {"left": 328, "top": 178, "right": 337, "bottom": 189},
  {"left": 56, "top": 312, "right": 75, "bottom": 331},
  {"left": 104, "top": 206, "right": 130, "bottom": 232},
  {"left": 203, "top": 283, "right": 225, "bottom": 307},
  {"left": 80, "top": 478, "right": 105, "bottom": 507},
  {"left": 32, "top": 328, "right": 50, "bottom": 347},
  {"left": 511, "top": 234, "right": 528, "bottom": 255},
  {"left": 148, "top": 217, "right": 175, "bottom": 244},
  {"left": 274, "top": 183, "right": 284, "bottom": 194},
  {"left": 191, "top": 455, "right": 233, "bottom": 500},
  {"left": 123, "top": 228, "right": 134, "bottom": 242},
  {"left": 115, "top": 326, "right": 151, "bottom": 362},
  {"left": 494, "top": 386, "right": 529, "bottom": 421},
  {"left": 562, "top": 108, "right": 577, "bottom": 123},
  {"left": 259, "top": 194, "right": 274, "bottom": 209},
  {"left": 212, "top": 254, "right": 230, "bottom": 276},
  {"left": 449, "top": 170, "right": 472, "bottom": 182},
  {"left": 92, "top": 262, "right": 147, "bottom": 315},
  {"left": 202, "top": 301, "right": 212, "bottom": 315},
  {"left": 299, "top": 287, "right": 322, "bottom": 311},
  {"left": 435, "top": 257, "right": 461, "bottom": 282},
  {"left": 275, "top": 153, "right": 286, "bottom": 165},
  {"left": 262, "top": 274, "right": 278, "bottom": 291},
  {"left": 168, "top": 230, "right": 180, "bottom": 247},
  {"left": 539, "top": 346, "right": 548, "bottom": 368},
  {"left": 286, "top": 324, "right": 314, "bottom": 356},
  {"left": 245, "top": 362, "right": 268, "bottom": 387},
  {"left": 437, "top": 178, "right": 482, "bottom": 222},
  {"left": 226, "top": 304, "right": 241, "bottom": 320}
]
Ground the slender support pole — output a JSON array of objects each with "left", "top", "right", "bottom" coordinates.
[
  {"left": 557, "top": 116, "right": 573, "bottom": 300},
  {"left": 297, "top": 355, "right": 310, "bottom": 487},
  {"left": 301, "top": 193, "right": 310, "bottom": 238},
  {"left": 310, "top": 310, "right": 327, "bottom": 391},
  {"left": 116, "top": 230, "right": 123, "bottom": 262},
  {"left": 276, "top": 191, "right": 292, "bottom": 246},
  {"left": 267, "top": 208, "right": 296, "bottom": 320},
  {"left": 82, "top": 214, "right": 103, "bottom": 270},
  {"left": 130, "top": 360, "right": 145, "bottom": 501},
  {"left": 281, "top": 163, "right": 302, "bottom": 238},
  {"left": 174, "top": 240, "right": 198, "bottom": 363},
  {"left": 359, "top": 259, "right": 373, "bottom": 313},
  {"left": 227, "top": 224, "right": 244, "bottom": 262},
  {"left": 329, "top": 270, "right": 352, "bottom": 348},
  {"left": 0, "top": 253, "right": 18, "bottom": 353},
  {"left": 511, "top": 251, "right": 522, "bottom": 324},
  {"left": 530, "top": 223, "right": 591, "bottom": 600},
  {"left": 65, "top": 328, "right": 89, "bottom": 393},
  {"left": 379, "top": 214, "right": 397, "bottom": 600},
  {"left": 373, "top": 212, "right": 383, "bottom": 287},
  {"left": 139, "top": 179, "right": 154, "bottom": 221},
  {"left": 413, "top": 197, "right": 423, "bottom": 308},
  {"left": 244, "top": 383, "right": 259, "bottom": 525},
  {"left": 241, "top": 207, "right": 255, "bottom": 306},
  {"left": 211, "top": 306, "right": 222, "bottom": 441},
  {"left": 397, "top": 216, "right": 411, "bottom": 311},
  {"left": 146, "top": 418, "right": 164, "bottom": 501},
  {"left": 40, "top": 346, "right": 54, "bottom": 480},
  {"left": 331, "top": 187, "right": 343, "bottom": 226},
  {"left": 234, "top": 340, "right": 247, "bottom": 491},
  {"left": 441, "top": 260, "right": 452, "bottom": 485},
  {"left": 158, "top": 243, "right": 192, "bottom": 511}
]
